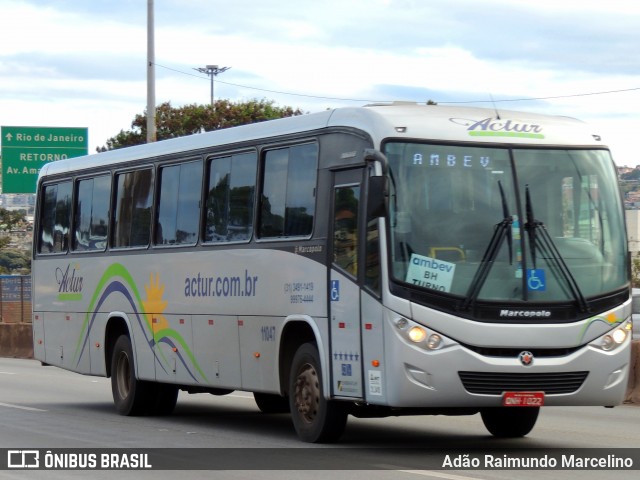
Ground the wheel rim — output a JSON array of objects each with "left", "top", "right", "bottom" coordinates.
[
  {"left": 115, "top": 351, "right": 131, "bottom": 400},
  {"left": 294, "top": 362, "right": 320, "bottom": 424}
]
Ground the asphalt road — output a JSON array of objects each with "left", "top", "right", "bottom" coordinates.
[{"left": 0, "top": 357, "right": 639, "bottom": 480}]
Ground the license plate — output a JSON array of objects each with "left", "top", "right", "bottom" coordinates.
[{"left": 502, "top": 391, "right": 545, "bottom": 407}]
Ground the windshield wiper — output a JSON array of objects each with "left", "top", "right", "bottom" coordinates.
[
  {"left": 462, "top": 181, "right": 512, "bottom": 311},
  {"left": 524, "top": 185, "right": 589, "bottom": 312}
]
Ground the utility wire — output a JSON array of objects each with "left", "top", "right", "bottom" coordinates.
[
  {"left": 153, "top": 62, "right": 640, "bottom": 105},
  {"left": 444, "top": 87, "right": 640, "bottom": 104},
  {"left": 154, "top": 62, "right": 376, "bottom": 102}
]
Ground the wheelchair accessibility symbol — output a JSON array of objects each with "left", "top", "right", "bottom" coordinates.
[
  {"left": 527, "top": 269, "right": 546, "bottom": 291},
  {"left": 330, "top": 280, "right": 340, "bottom": 301}
]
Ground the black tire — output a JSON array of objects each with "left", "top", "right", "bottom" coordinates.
[
  {"left": 254, "top": 392, "right": 290, "bottom": 413},
  {"left": 481, "top": 407, "right": 540, "bottom": 438},
  {"left": 288, "top": 343, "right": 347, "bottom": 443},
  {"left": 110, "top": 335, "right": 154, "bottom": 416},
  {"left": 151, "top": 383, "right": 179, "bottom": 416}
]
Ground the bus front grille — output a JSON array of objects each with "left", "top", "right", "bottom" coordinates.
[{"left": 458, "top": 371, "right": 589, "bottom": 395}]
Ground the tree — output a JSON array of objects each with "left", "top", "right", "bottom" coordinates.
[
  {"left": 632, "top": 252, "right": 640, "bottom": 288},
  {"left": 98, "top": 99, "right": 304, "bottom": 151},
  {"left": 0, "top": 208, "right": 30, "bottom": 274},
  {"left": 621, "top": 169, "right": 640, "bottom": 181},
  {"left": 0, "top": 209, "right": 26, "bottom": 250},
  {"left": 0, "top": 249, "right": 30, "bottom": 275}
]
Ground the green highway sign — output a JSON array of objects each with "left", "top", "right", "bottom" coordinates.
[{"left": 1, "top": 126, "right": 88, "bottom": 193}]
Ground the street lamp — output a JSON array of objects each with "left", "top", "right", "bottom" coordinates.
[{"left": 194, "top": 65, "right": 231, "bottom": 106}]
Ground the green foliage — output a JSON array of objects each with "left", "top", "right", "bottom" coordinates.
[
  {"left": 621, "top": 169, "right": 640, "bottom": 181},
  {"left": 0, "top": 209, "right": 26, "bottom": 251},
  {"left": 0, "top": 208, "right": 31, "bottom": 273},
  {"left": 98, "top": 99, "right": 304, "bottom": 151},
  {"left": 0, "top": 209, "right": 26, "bottom": 230},
  {"left": 0, "top": 249, "right": 30, "bottom": 275}
]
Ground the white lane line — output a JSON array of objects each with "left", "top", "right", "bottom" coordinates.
[
  {"left": 0, "top": 371, "right": 17, "bottom": 375},
  {"left": 0, "top": 402, "right": 47, "bottom": 412},
  {"left": 227, "top": 393, "right": 253, "bottom": 399},
  {"left": 398, "top": 470, "right": 482, "bottom": 480}
]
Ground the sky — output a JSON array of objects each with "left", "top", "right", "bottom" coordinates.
[{"left": 0, "top": 0, "right": 639, "bottom": 165}]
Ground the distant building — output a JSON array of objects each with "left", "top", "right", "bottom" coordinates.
[
  {"left": 0, "top": 194, "right": 35, "bottom": 216},
  {"left": 627, "top": 210, "right": 640, "bottom": 253},
  {"left": 618, "top": 165, "right": 635, "bottom": 176}
]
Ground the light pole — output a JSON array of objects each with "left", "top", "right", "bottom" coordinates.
[
  {"left": 194, "top": 65, "right": 231, "bottom": 106},
  {"left": 146, "top": 0, "right": 156, "bottom": 142}
]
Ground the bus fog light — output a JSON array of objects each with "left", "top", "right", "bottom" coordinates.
[
  {"left": 427, "top": 334, "right": 442, "bottom": 350},
  {"left": 408, "top": 326, "right": 427, "bottom": 343}
]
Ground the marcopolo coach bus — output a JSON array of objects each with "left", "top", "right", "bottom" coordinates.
[{"left": 32, "top": 103, "right": 633, "bottom": 442}]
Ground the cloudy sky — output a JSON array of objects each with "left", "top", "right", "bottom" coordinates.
[{"left": 1, "top": 0, "right": 639, "bottom": 165}]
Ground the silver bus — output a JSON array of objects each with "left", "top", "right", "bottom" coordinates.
[{"left": 32, "top": 104, "right": 632, "bottom": 442}]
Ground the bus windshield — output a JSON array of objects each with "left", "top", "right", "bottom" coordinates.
[{"left": 386, "top": 142, "right": 627, "bottom": 305}]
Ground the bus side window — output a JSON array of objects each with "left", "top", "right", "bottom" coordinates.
[
  {"left": 156, "top": 160, "right": 201, "bottom": 245},
  {"left": 260, "top": 144, "right": 318, "bottom": 238},
  {"left": 205, "top": 152, "right": 257, "bottom": 243},
  {"left": 73, "top": 175, "right": 110, "bottom": 252},
  {"left": 39, "top": 181, "right": 72, "bottom": 254},
  {"left": 113, "top": 169, "right": 153, "bottom": 248}
]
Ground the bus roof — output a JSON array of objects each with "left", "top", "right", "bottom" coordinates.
[{"left": 38, "top": 103, "right": 607, "bottom": 179}]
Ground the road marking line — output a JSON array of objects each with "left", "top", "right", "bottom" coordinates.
[
  {"left": 228, "top": 393, "right": 253, "bottom": 399},
  {"left": 374, "top": 464, "right": 482, "bottom": 480},
  {"left": 398, "top": 471, "right": 481, "bottom": 480},
  {"left": 0, "top": 371, "right": 17, "bottom": 375},
  {"left": 0, "top": 402, "right": 47, "bottom": 412}
]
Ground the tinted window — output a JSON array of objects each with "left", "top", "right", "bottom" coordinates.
[
  {"left": 113, "top": 169, "right": 153, "bottom": 248},
  {"left": 260, "top": 144, "right": 317, "bottom": 238},
  {"left": 39, "top": 181, "right": 72, "bottom": 253},
  {"left": 156, "top": 160, "right": 201, "bottom": 245},
  {"left": 73, "top": 175, "right": 111, "bottom": 251},
  {"left": 333, "top": 185, "right": 359, "bottom": 276},
  {"left": 205, "top": 152, "right": 257, "bottom": 242}
]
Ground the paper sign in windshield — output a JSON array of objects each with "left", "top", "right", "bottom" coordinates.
[{"left": 405, "top": 254, "right": 456, "bottom": 292}]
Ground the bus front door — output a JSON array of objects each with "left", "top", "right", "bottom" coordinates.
[{"left": 329, "top": 168, "right": 364, "bottom": 399}]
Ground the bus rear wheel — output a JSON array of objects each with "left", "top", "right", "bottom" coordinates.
[
  {"left": 111, "top": 335, "right": 154, "bottom": 416},
  {"left": 480, "top": 407, "right": 539, "bottom": 438},
  {"left": 288, "top": 343, "right": 347, "bottom": 443}
]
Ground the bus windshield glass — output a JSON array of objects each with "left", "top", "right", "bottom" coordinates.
[{"left": 385, "top": 142, "right": 627, "bottom": 304}]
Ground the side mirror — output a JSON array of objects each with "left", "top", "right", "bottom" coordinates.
[{"left": 367, "top": 176, "right": 388, "bottom": 221}]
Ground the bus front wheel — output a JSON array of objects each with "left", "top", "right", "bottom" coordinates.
[
  {"left": 480, "top": 407, "right": 539, "bottom": 438},
  {"left": 288, "top": 343, "right": 347, "bottom": 443}
]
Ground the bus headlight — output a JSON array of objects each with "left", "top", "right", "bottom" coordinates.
[
  {"left": 408, "top": 326, "right": 427, "bottom": 343},
  {"left": 593, "top": 320, "right": 631, "bottom": 352},
  {"left": 394, "top": 317, "right": 448, "bottom": 351}
]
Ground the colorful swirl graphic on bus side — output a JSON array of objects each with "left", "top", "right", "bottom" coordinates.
[
  {"left": 72, "top": 263, "right": 207, "bottom": 383},
  {"left": 577, "top": 312, "right": 622, "bottom": 344}
]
